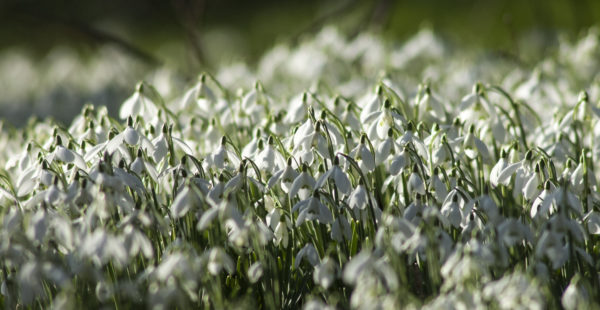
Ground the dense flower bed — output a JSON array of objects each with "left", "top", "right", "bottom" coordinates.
[{"left": 1, "top": 27, "right": 600, "bottom": 309}]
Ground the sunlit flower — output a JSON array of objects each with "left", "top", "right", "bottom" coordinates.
[{"left": 119, "top": 83, "right": 159, "bottom": 121}]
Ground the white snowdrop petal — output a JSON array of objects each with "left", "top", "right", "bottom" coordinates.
[
  {"left": 496, "top": 161, "right": 522, "bottom": 186},
  {"left": 123, "top": 127, "right": 140, "bottom": 146}
]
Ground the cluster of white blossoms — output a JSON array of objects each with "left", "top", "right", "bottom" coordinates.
[{"left": 1, "top": 27, "right": 600, "bottom": 309}]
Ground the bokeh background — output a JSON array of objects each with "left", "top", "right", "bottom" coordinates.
[{"left": 0, "top": 0, "right": 598, "bottom": 126}]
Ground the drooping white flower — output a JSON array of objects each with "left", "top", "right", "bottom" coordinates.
[
  {"left": 350, "top": 135, "right": 375, "bottom": 173},
  {"left": 292, "top": 192, "right": 333, "bottom": 226},
  {"left": 206, "top": 136, "right": 241, "bottom": 170},
  {"left": 295, "top": 243, "right": 320, "bottom": 269},
  {"left": 255, "top": 136, "right": 286, "bottom": 174},
  {"left": 179, "top": 74, "right": 217, "bottom": 112},
  {"left": 331, "top": 216, "right": 352, "bottom": 242},
  {"left": 441, "top": 193, "right": 462, "bottom": 228},
  {"left": 274, "top": 217, "right": 289, "bottom": 248},
  {"left": 247, "top": 262, "right": 264, "bottom": 283},
  {"left": 359, "top": 86, "right": 385, "bottom": 123},
  {"left": 289, "top": 168, "right": 316, "bottom": 200},
  {"left": 267, "top": 158, "right": 299, "bottom": 193},
  {"left": 415, "top": 85, "right": 446, "bottom": 121},
  {"left": 207, "top": 247, "right": 235, "bottom": 275},
  {"left": 119, "top": 83, "right": 159, "bottom": 121},
  {"left": 313, "top": 257, "right": 338, "bottom": 289},
  {"left": 407, "top": 164, "right": 426, "bottom": 196},
  {"left": 348, "top": 182, "right": 368, "bottom": 210},
  {"left": 562, "top": 274, "right": 593, "bottom": 310},
  {"left": 463, "top": 125, "right": 491, "bottom": 163},
  {"left": 315, "top": 157, "right": 351, "bottom": 196},
  {"left": 46, "top": 136, "right": 87, "bottom": 171},
  {"left": 170, "top": 185, "right": 201, "bottom": 219},
  {"left": 583, "top": 211, "right": 600, "bottom": 235},
  {"left": 284, "top": 92, "right": 311, "bottom": 125}
]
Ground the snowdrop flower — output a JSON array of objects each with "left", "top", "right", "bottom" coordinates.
[
  {"left": 490, "top": 149, "right": 511, "bottom": 187},
  {"left": 207, "top": 247, "right": 235, "bottom": 275},
  {"left": 365, "top": 99, "right": 405, "bottom": 141},
  {"left": 206, "top": 136, "right": 241, "bottom": 170},
  {"left": 242, "top": 129, "right": 265, "bottom": 159},
  {"left": 497, "top": 218, "right": 533, "bottom": 247},
  {"left": 342, "top": 250, "right": 373, "bottom": 285},
  {"left": 122, "top": 225, "right": 153, "bottom": 259},
  {"left": 149, "top": 124, "right": 170, "bottom": 164},
  {"left": 397, "top": 122, "right": 428, "bottom": 158},
  {"left": 80, "top": 228, "right": 128, "bottom": 268},
  {"left": 255, "top": 136, "right": 286, "bottom": 174},
  {"left": 535, "top": 229, "right": 569, "bottom": 269},
  {"left": 4, "top": 141, "right": 36, "bottom": 173},
  {"left": 170, "top": 184, "right": 202, "bottom": 219},
  {"left": 313, "top": 257, "right": 338, "bottom": 289},
  {"left": 440, "top": 244, "right": 492, "bottom": 289},
  {"left": 44, "top": 177, "right": 64, "bottom": 205},
  {"left": 247, "top": 262, "right": 263, "bottom": 283},
  {"left": 105, "top": 117, "right": 155, "bottom": 157},
  {"left": 292, "top": 191, "right": 333, "bottom": 226},
  {"left": 583, "top": 210, "right": 600, "bottom": 235},
  {"left": 358, "top": 86, "right": 385, "bottom": 124},
  {"left": 130, "top": 148, "right": 159, "bottom": 182},
  {"left": 26, "top": 209, "right": 50, "bottom": 244},
  {"left": 5, "top": 26, "right": 600, "bottom": 309},
  {"left": 403, "top": 193, "right": 424, "bottom": 224},
  {"left": 69, "top": 178, "right": 94, "bottom": 207},
  {"left": 343, "top": 250, "right": 398, "bottom": 292},
  {"left": 522, "top": 163, "right": 542, "bottom": 200},
  {"left": 331, "top": 215, "right": 352, "bottom": 242},
  {"left": 350, "top": 134, "right": 375, "bottom": 173},
  {"left": 289, "top": 165, "right": 316, "bottom": 200},
  {"left": 482, "top": 272, "right": 545, "bottom": 310},
  {"left": 295, "top": 243, "right": 320, "bottom": 269},
  {"left": 407, "top": 164, "right": 426, "bottom": 196},
  {"left": 267, "top": 157, "right": 299, "bottom": 193},
  {"left": 474, "top": 187, "right": 500, "bottom": 223},
  {"left": 153, "top": 252, "right": 189, "bottom": 282},
  {"left": 274, "top": 217, "right": 289, "bottom": 248},
  {"left": 388, "top": 147, "right": 408, "bottom": 176},
  {"left": 119, "top": 82, "right": 159, "bottom": 121},
  {"left": 491, "top": 149, "right": 534, "bottom": 193},
  {"left": 341, "top": 101, "right": 361, "bottom": 132},
  {"left": 201, "top": 118, "right": 222, "bottom": 152},
  {"left": 16, "top": 160, "right": 55, "bottom": 197},
  {"left": 531, "top": 180, "right": 557, "bottom": 221},
  {"left": 240, "top": 82, "right": 271, "bottom": 124},
  {"left": 46, "top": 135, "right": 87, "bottom": 171},
  {"left": 462, "top": 124, "right": 491, "bottom": 163},
  {"left": 303, "top": 299, "right": 336, "bottom": 310},
  {"left": 430, "top": 167, "right": 448, "bottom": 203},
  {"left": 17, "top": 261, "right": 45, "bottom": 305},
  {"left": 458, "top": 83, "right": 497, "bottom": 123},
  {"left": 179, "top": 74, "right": 217, "bottom": 112},
  {"left": 348, "top": 180, "right": 368, "bottom": 211},
  {"left": 441, "top": 193, "right": 463, "bottom": 228},
  {"left": 292, "top": 120, "right": 330, "bottom": 164},
  {"left": 284, "top": 92, "right": 311, "bottom": 125},
  {"left": 415, "top": 85, "right": 446, "bottom": 121},
  {"left": 315, "top": 156, "right": 351, "bottom": 196},
  {"left": 317, "top": 112, "right": 344, "bottom": 146},
  {"left": 561, "top": 274, "right": 594, "bottom": 310}
]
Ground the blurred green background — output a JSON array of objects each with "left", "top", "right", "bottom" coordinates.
[
  {"left": 0, "top": 0, "right": 598, "bottom": 125},
  {"left": 2, "top": 0, "right": 599, "bottom": 70}
]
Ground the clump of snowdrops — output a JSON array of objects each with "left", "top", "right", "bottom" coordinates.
[{"left": 2, "top": 27, "right": 600, "bottom": 309}]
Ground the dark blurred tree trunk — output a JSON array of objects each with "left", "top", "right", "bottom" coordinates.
[{"left": 172, "top": 0, "right": 207, "bottom": 69}]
